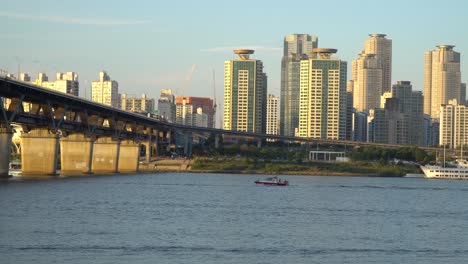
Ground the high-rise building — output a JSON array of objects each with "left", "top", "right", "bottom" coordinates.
[
  {"left": 389, "top": 81, "right": 424, "bottom": 145},
  {"left": 121, "top": 93, "right": 155, "bottom": 113},
  {"left": 461, "top": 83, "right": 467, "bottom": 105},
  {"left": 91, "top": 71, "right": 119, "bottom": 107},
  {"left": 371, "top": 81, "right": 423, "bottom": 145},
  {"left": 364, "top": 34, "right": 392, "bottom": 93},
  {"left": 440, "top": 100, "right": 468, "bottom": 148},
  {"left": 266, "top": 94, "right": 279, "bottom": 136},
  {"left": 368, "top": 99, "right": 406, "bottom": 144},
  {"left": 351, "top": 52, "right": 383, "bottom": 111},
  {"left": 20, "top": 73, "right": 31, "bottom": 82},
  {"left": 280, "top": 34, "right": 318, "bottom": 136},
  {"left": 175, "top": 96, "right": 215, "bottom": 128},
  {"left": 298, "top": 48, "right": 347, "bottom": 140},
  {"left": 424, "top": 45, "right": 461, "bottom": 119},
  {"left": 223, "top": 49, "right": 267, "bottom": 133},
  {"left": 158, "top": 89, "right": 176, "bottom": 123},
  {"left": 36, "top": 72, "right": 79, "bottom": 96}
]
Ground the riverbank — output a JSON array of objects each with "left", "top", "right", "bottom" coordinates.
[{"left": 173, "top": 157, "right": 422, "bottom": 177}]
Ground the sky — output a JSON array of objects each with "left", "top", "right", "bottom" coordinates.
[{"left": 1, "top": 0, "right": 467, "bottom": 111}]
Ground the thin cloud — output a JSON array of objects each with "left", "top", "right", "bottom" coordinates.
[
  {"left": 201, "top": 46, "right": 282, "bottom": 53},
  {"left": 0, "top": 11, "right": 148, "bottom": 26}
]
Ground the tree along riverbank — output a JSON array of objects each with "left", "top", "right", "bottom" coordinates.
[{"left": 189, "top": 157, "right": 421, "bottom": 177}]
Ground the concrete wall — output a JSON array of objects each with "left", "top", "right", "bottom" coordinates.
[
  {"left": 60, "top": 134, "right": 93, "bottom": 175},
  {"left": 0, "top": 127, "right": 13, "bottom": 177},
  {"left": 91, "top": 137, "right": 119, "bottom": 173},
  {"left": 118, "top": 140, "right": 140, "bottom": 172},
  {"left": 21, "top": 129, "right": 58, "bottom": 175}
]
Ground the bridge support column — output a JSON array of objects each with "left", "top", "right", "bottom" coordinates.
[
  {"left": 60, "top": 134, "right": 94, "bottom": 175},
  {"left": 118, "top": 140, "right": 140, "bottom": 173},
  {"left": 92, "top": 137, "right": 120, "bottom": 174},
  {"left": 214, "top": 134, "right": 219, "bottom": 149},
  {"left": 257, "top": 139, "right": 262, "bottom": 148},
  {"left": 21, "top": 128, "right": 59, "bottom": 176},
  {"left": 183, "top": 132, "right": 192, "bottom": 157},
  {"left": 0, "top": 126, "right": 13, "bottom": 178},
  {"left": 154, "top": 129, "right": 159, "bottom": 156}
]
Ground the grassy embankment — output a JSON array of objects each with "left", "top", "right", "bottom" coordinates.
[{"left": 190, "top": 156, "right": 421, "bottom": 177}]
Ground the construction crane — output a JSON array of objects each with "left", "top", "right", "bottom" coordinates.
[{"left": 177, "top": 64, "right": 197, "bottom": 96}]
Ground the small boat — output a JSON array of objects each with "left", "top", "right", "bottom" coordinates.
[{"left": 255, "top": 176, "right": 289, "bottom": 186}]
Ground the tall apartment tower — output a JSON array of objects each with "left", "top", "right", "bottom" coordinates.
[
  {"left": 91, "top": 71, "right": 119, "bottom": 107},
  {"left": 440, "top": 99, "right": 468, "bottom": 148},
  {"left": 157, "top": 89, "right": 176, "bottom": 123},
  {"left": 389, "top": 81, "right": 424, "bottom": 146},
  {"left": 424, "top": 45, "right": 461, "bottom": 119},
  {"left": 280, "top": 34, "right": 318, "bottom": 136},
  {"left": 351, "top": 52, "right": 383, "bottom": 112},
  {"left": 364, "top": 34, "right": 392, "bottom": 93},
  {"left": 298, "top": 48, "right": 347, "bottom": 140},
  {"left": 266, "top": 94, "right": 279, "bottom": 136},
  {"left": 223, "top": 49, "right": 267, "bottom": 133}
]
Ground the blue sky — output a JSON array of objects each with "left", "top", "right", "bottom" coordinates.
[{"left": 1, "top": 0, "right": 467, "bottom": 106}]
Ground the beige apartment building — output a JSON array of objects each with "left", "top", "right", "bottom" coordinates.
[
  {"left": 351, "top": 52, "right": 383, "bottom": 112},
  {"left": 440, "top": 100, "right": 468, "bottom": 148},
  {"left": 364, "top": 34, "right": 392, "bottom": 93},
  {"left": 298, "top": 48, "right": 347, "bottom": 140},
  {"left": 424, "top": 45, "right": 461, "bottom": 119},
  {"left": 35, "top": 72, "right": 79, "bottom": 96},
  {"left": 121, "top": 93, "right": 155, "bottom": 113},
  {"left": 91, "top": 71, "right": 119, "bottom": 108},
  {"left": 266, "top": 94, "right": 279, "bottom": 136}
]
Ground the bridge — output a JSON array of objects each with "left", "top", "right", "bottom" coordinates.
[{"left": 0, "top": 75, "right": 442, "bottom": 178}]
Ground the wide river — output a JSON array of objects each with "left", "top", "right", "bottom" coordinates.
[{"left": 1, "top": 173, "right": 468, "bottom": 264}]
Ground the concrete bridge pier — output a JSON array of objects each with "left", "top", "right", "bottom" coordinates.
[
  {"left": 21, "top": 128, "right": 59, "bottom": 176},
  {"left": 0, "top": 126, "right": 13, "bottom": 178},
  {"left": 92, "top": 137, "right": 120, "bottom": 174},
  {"left": 60, "top": 134, "right": 94, "bottom": 175},
  {"left": 214, "top": 134, "right": 219, "bottom": 149},
  {"left": 183, "top": 132, "right": 193, "bottom": 157},
  {"left": 257, "top": 139, "right": 262, "bottom": 148},
  {"left": 118, "top": 140, "right": 140, "bottom": 173}
]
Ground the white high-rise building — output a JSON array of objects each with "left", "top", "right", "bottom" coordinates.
[
  {"left": 351, "top": 52, "right": 383, "bottom": 112},
  {"left": 440, "top": 99, "right": 468, "bottom": 148},
  {"left": 266, "top": 94, "right": 279, "bottom": 136},
  {"left": 36, "top": 72, "right": 79, "bottom": 96},
  {"left": 298, "top": 48, "right": 347, "bottom": 140},
  {"left": 91, "top": 71, "right": 119, "bottom": 107},
  {"left": 364, "top": 34, "right": 392, "bottom": 93},
  {"left": 424, "top": 45, "right": 461, "bottom": 119}
]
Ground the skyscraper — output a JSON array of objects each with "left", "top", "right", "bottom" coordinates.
[
  {"left": 91, "top": 71, "right": 119, "bottom": 107},
  {"left": 224, "top": 49, "right": 267, "bottom": 133},
  {"left": 280, "top": 34, "right": 318, "bottom": 136},
  {"left": 157, "top": 89, "right": 176, "bottom": 123},
  {"left": 298, "top": 48, "right": 347, "bottom": 140},
  {"left": 364, "top": 34, "right": 392, "bottom": 93},
  {"left": 351, "top": 52, "right": 382, "bottom": 112},
  {"left": 266, "top": 94, "right": 279, "bottom": 136},
  {"left": 424, "top": 45, "right": 461, "bottom": 119}
]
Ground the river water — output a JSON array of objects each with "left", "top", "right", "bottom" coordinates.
[{"left": 1, "top": 173, "right": 468, "bottom": 264}]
